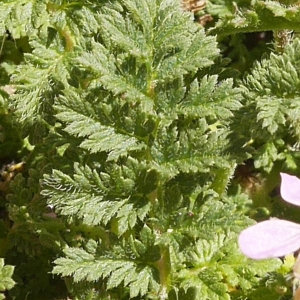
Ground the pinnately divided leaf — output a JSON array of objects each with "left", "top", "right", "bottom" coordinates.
[
  {"left": 229, "top": 38, "right": 300, "bottom": 171},
  {"left": 53, "top": 247, "right": 160, "bottom": 298},
  {"left": 56, "top": 102, "right": 146, "bottom": 160}
]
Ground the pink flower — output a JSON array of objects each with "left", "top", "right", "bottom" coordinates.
[
  {"left": 238, "top": 173, "right": 300, "bottom": 260},
  {"left": 280, "top": 173, "right": 300, "bottom": 206}
]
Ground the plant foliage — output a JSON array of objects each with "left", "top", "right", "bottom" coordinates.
[
  {"left": 0, "top": 259, "right": 15, "bottom": 300},
  {"left": 0, "top": 0, "right": 300, "bottom": 299}
]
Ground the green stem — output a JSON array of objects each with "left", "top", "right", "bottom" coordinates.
[
  {"left": 210, "top": 20, "right": 300, "bottom": 37},
  {"left": 209, "top": 1, "right": 300, "bottom": 37},
  {"left": 155, "top": 246, "right": 171, "bottom": 300}
]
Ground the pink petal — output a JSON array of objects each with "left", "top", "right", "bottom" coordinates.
[
  {"left": 238, "top": 219, "right": 300, "bottom": 259},
  {"left": 280, "top": 173, "right": 300, "bottom": 206}
]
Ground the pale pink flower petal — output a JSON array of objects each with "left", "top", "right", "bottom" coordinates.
[
  {"left": 238, "top": 219, "right": 300, "bottom": 259},
  {"left": 280, "top": 173, "right": 300, "bottom": 206}
]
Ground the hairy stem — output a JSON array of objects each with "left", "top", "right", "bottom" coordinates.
[{"left": 155, "top": 245, "right": 171, "bottom": 300}]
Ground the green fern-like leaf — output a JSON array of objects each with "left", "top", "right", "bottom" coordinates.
[
  {"left": 43, "top": 160, "right": 152, "bottom": 233},
  {"left": 176, "top": 230, "right": 281, "bottom": 300},
  {"left": 53, "top": 247, "right": 160, "bottom": 298},
  {"left": 2, "top": 1, "right": 104, "bottom": 143},
  {"left": 229, "top": 38, "right": 300, "bottom": 171}
]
